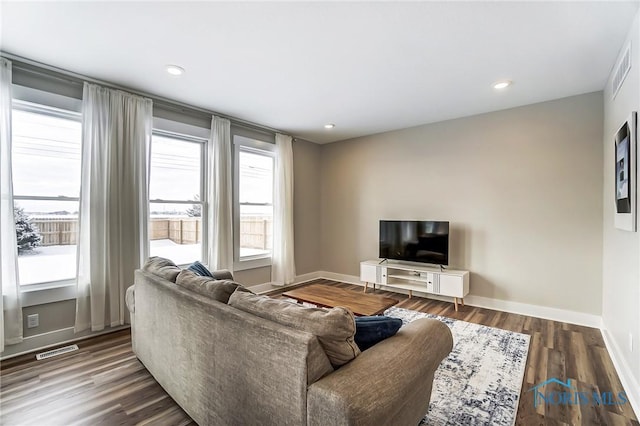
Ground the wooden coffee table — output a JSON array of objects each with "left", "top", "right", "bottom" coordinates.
[{"left": 282, "top": 284, "right": 398, "bottom": 316}]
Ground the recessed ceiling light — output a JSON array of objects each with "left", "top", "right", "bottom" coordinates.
[
  {"left": 492, "top": 80, "right": 512, "bottom": 90},
  {"left": 324, "top": 123, "right": 335, "bottom": 129},
  {"left": 166, "top": 65, "right": 185, "bottom": 76}
]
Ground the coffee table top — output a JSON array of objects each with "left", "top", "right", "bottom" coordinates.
[{"left": 282, "top": 284, "right": 398, "bottom": 316}]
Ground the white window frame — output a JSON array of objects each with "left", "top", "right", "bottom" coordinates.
[
  {"left": 11, "top": 98, "right": 82, "bottom": 298},
  {"left": 148, "top": 128, "right": 209, "bottom": 267},
  {"left": 10, "top": 88, "right": 83, "bottom": 305},
  {"left": 233, "top": 134, "right": 275, "bottom": 271}
]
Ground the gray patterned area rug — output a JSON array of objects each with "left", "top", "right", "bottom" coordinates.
[{"left": 383, "top": 307, "right": 530, "bottom": 426}]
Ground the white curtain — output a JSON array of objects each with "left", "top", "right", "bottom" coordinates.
[
  {"left": 75, "top": 82, "right": 152, "bottom": 333},
  {"left": 0, "top": 58, "right": 23, "bottom": 352},
  {"left": 208, "top": 116, "right": 233, "bottom": 271},
  {"left": 271, "top": 133, "right": 296, "bottom": 285}
]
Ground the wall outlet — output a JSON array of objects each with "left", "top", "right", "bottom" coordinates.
[
  {"left": 27, "top": 314, "right": 39, "bottom": 329},
  {"left": 629, "top": 333, "right": 634, "bottom": 353}
]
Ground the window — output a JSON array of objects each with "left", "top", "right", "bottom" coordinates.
[
  {"left": 234, "top": 135, "right": 274, "bottom": 270},
  {"left": 11, "top": 101, "right": 82, "bottom": 285},
  {"left": 148, "top": 132, "right": 206, "bottom": 266}
]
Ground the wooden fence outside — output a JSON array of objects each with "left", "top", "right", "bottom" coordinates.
[
  {"left": 32, "top": 216, "right": 271, "bottom": 248},
  {"left": 240, "top": 216, "right": 272, "bottom": 250},
  {"left": 150, "top": 218, "right": 201, "bottom": 245},
  {"left": 33, "top": 218, "right": 78, "bottom": 246}
]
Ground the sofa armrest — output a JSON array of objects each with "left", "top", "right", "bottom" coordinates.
[
  {"left": 307, "top": 318, "right": 453, "bottom": 426},
  {"left": 125, "top": 285, "right": 135, "bottom": 313}
]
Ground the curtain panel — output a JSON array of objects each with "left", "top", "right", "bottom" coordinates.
[
  {"left": 208, "top": 116, "right": 233, "bottom": 271},
  {"left": 75, "top": 82, "right": 152, "bottom": 333},
  {"left": 271, "top": 133, "right": 296, "bottom": 285},
  {"left": 0, "top": 57, "right": 23, "bottom": 352}
]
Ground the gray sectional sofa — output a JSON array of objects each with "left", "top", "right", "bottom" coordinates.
[{"left": 126, "top": 259, "right": 453, "bottom": 426}]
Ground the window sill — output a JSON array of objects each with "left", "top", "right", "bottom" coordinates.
[
  {"left": 233, "top": 256, "right": 272, "bottom": 272},
  {"left": 20, "top": 280, "right": 77, "bottom": 307}
]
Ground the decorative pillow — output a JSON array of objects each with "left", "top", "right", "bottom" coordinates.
[
  {"left": 354, "top": 316, "right": 403, "bottom": 351},
  {"left": 176, "top": 269, "right": 248, "bottom": 303},
  {"left": 187, "top": 261, "right": 234, "bottom": 281},
  {"left": 228, "top": 291, "right": 360, "bottom": 367},
  {"left": 188, "top": 261, "right": 213, "bottom": 277},
  {"left": 142, "top": 257, "right": 181, "bottom": 282}
]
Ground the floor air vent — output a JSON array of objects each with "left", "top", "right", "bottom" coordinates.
[
  {"left": 612, "top": 42, "right": 632, "bottom": 99},
  {"left": 36, "top": 344, "right": 79, "bottom": 360}
]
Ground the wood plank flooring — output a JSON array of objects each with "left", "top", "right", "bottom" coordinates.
[
  {"left": 1, "top": 279, "right": 637, "bottom": 425},
  {"left": 0, "top": 330, "right": 196, "bottom": 426}
]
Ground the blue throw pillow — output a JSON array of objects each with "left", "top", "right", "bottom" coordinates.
[
  {"left": 188, "top": 261, "right": 214, "bottom": 277},
  {"left": 354, "top": 316, "right": 403, "bottom": 351}
]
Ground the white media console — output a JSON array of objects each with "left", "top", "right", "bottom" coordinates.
[{"left": 360, "top": 260, "right": 470, "bottom": 311}]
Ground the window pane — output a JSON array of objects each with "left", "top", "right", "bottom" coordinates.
[
  {"left": 149, "top": 135, "right": 201, "bottom": 201},
  {"left": 239, "top": 204, "right": 272, "bottom": 258},
  {"left": 15, "top": 199, "right": 79, "bottom": 285},
  {"left": 149, "top": 202, "right": 202, "bottom": 265},
  {"left": 12, "top": 109, "right": 81, "bottom": 198},
  {"left": 239, "top": 150, "right": 273, "bottom": 204}
]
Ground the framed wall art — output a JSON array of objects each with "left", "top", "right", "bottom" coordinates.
[{"left": 614, "top": 111, "right": 637, "bottom": 232}]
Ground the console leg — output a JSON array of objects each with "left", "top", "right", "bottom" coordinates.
[
  {"left": 461, "top": 298, "right": 465, "bottom": 306},
  {"left": 363, "top": 282, "right": 368, "bottom": 293},
  {"left": 454, "top": 297, "right": 459, "bottom": 312},
  {"left": 408, "top": 290, "right": 412, "bottom": 299}
]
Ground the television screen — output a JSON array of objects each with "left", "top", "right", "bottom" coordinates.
[{"left": 379, "top": 220, "right": 449, "bottom": 265}]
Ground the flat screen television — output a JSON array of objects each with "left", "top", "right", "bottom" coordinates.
[{"left": 379, "top": 220, "right": 449, "bottom": 266}]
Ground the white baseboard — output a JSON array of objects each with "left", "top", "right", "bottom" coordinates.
[
  {"left": 316, "top": 271, "right": 601, "bottom": 328},
  {"left": 601, "top": 326, "right": 640, "bottom": 417},
  {"left": 0, "top": 325, "right": 130, "bottom": 360},
  {"left": 461, "top": 295, "right": 602, "bottom": 328},
  {"left": 317, "top": 271, "right": 362, "bottom": 286}
]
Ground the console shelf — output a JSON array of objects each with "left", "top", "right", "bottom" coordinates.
[{"left": 360, "top": 260, "right": 470, "bottom": 311}]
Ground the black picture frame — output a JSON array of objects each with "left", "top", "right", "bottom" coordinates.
[
  {"left": 615, "top": 121, "right": 631, "bottom": 214},
  {"left": 614, "top": 112, "right": 637, "bottom": 232}
]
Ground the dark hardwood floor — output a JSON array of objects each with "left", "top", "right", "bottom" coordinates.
[{"left": 1, "top": 279, "right": 637, "bottom": 425}]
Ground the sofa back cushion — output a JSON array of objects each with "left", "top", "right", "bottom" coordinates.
[
  {"left": 228, "top": 291, "right": 360, "bottom": 367},
  {"left": 143, "top": 257, "right": 182, "bottom": 282},
  {"left": 176, "top": 269, "right": 248, "bottom": 303}
]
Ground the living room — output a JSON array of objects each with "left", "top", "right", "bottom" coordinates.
[{"left": 1, "top": 1, "right": 639, "bottom": 425}]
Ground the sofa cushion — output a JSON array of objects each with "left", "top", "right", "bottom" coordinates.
[
  {"left": 176, "top": 269, "right": 246, "bottom": 303},
  {"left": 143, "top": 257, "right": 181, "bottom": 282},
  {"left": 228, "top": 291, "right": 360, "bottom": 367},
  {"left": 354, "top": 315, "right": 403, "bottom": 351}
]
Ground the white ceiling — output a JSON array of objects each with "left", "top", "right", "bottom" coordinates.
[{"left": 1, "top": 1, "right": 638, "bottom": 144}]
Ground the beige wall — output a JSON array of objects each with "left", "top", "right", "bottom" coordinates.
[
  {"left": 22, "top": 300, "right": 75, "bottom": 338},
  {"left": 292, "top": 139, "right": 322, "bottom": 274},
  {"left": 235, "top": 266, "right": 271, "bottom": 286},
  {"left": 320, "top": 92, "right": 604, "bottom": 315},
  {"left": 601, "top": 10, "right": 640, "bottom": 390}
]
